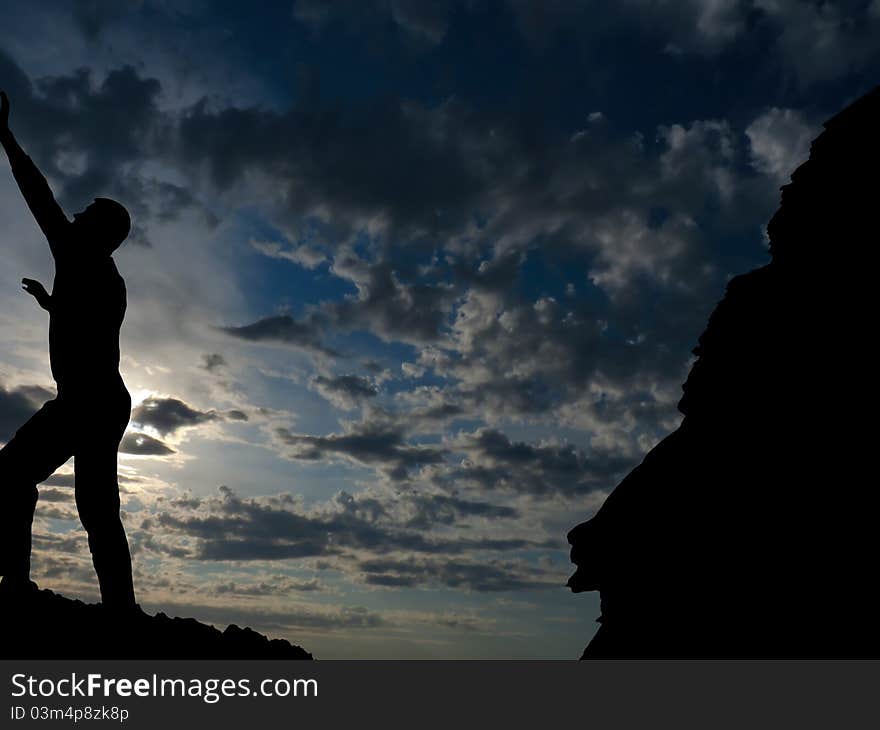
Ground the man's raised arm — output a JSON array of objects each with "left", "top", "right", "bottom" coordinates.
[{"left": 0, "top": 91, "right": 70, "bottom": 254}]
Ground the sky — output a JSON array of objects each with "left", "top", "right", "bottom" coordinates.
[{"left": 0, "top": 0, "right": 877, "bottom": 659}]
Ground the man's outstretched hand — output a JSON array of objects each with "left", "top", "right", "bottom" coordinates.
[{"left": 21, "top": 278, "right": 51, "bottom": 311}]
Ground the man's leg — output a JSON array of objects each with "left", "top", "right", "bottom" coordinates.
[
  {"left": 74, "top": 445, "right": 135, "bottom": 609},
  {"left": 0, "top": 400, "right": 73, "bottom": 583}
]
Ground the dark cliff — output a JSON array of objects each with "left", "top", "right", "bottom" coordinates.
[
  {"left": 567, "top": 87, "right": 880, "bottom": 658},
  {"left": 0, "top": 586, "right": 313, "bottom": 659}
]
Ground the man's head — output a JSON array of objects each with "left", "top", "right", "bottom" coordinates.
[{"left": 72, "top": 197, "right": 131, "bottom": 255}]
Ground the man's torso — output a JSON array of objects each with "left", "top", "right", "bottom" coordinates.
[{"left": 49, "top": 250, "right": 126, "bottom": 393}]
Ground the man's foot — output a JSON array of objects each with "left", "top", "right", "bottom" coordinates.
[
  {"left": 100, "top": 601, "right": 147, "bottom": 622},
  {"left": 0, "top": 576, "right": 38, "bottom": 599}
]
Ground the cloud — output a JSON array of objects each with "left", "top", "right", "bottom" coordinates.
[
  {"left": 401, "top": 493, "right": 519, "bottom": 530},
  {"left": 310, "top": 374, "right": 379, "bottom": 410},
  {"left": 131, "top": 396, "right": 218, "bottom": 437},
  {"left": 32, "top": 531, "right": 87, "bottom": 555},
  {"left": 0, "top": 382, "right": 53, "bottom": 442},
  {"left": 270, "top": 399, "right": 640, "bottom": 497},
  {"left": 250, "top": 238, "right": 327, "bottom": 269},
  {"left": 507, "top": 0, "right": 751, "bottom": 55},
  {"left": 141, "top": 485, "right": 549, "bottom": 564},
  {"left": 359, "top": 557, "right": 557, "bottom": 592},
  {"left": 221, "top": 314, "right": 337, "bottom": 357},
  {"left": 321, "top": 251, "right": 458, "bottom": 344},
  {"left": 509, "top": 0, "right": 880, "bottom": 84},
  {"left": 37, "top": 486, "right": 74, "bottom": 502},
  {"left": 120, "top": 432, "right": 175, "bottom": 456},
  {"left": 171, "top": 94, "right": 489, "bottom": 254},
  {"left": 292, "top": 0, "right": 453, "bottom": 45},
  {"left": 207, "top": 96, "right": 756, "bottom": 458},
  {"left": 658, "top": 119, "right": 736, "bottom": 201},
  {"left": 200, "top": 353, "right": 227, "bottom": 372},
  {"left": 434, "top": 428, "right": 630, "bottom": 498},
  {"left": 0, "top": 51, "right": 172, "bottom": 236},
  {"left": 275, "top": 423, "right": 445, "bottom": 480},
  {"left": 388, "top": 0, "right": 453, "bottom": 43},
  {"left": 746, "top": 107, "right": 819, "bottom": 183},
  {"left": 411, "top": 277, "right": 698, "bottom": 433},
  {"left": 71, "top": 0, "right": 144, "bottom": 41},
  {"left": 295, "top": 0, "right": 746, "bottom": 57},
  {"left": 38, "top": 504, "right": 79, "bottom": 521},
  {"left": 753, "top": 0, "right": 880, "bottom": 84},
  {"left": 213, "top": 577, "right": 325, "bottom": 596}
]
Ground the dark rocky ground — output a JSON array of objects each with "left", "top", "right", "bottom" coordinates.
[{"left": 0, "top": 585, "right": 313, "bottom": 659}]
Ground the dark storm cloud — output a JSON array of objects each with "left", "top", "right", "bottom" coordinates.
[
  {"left": 402, "top": 493, "right": 518, "bottom": 530},
  {"left": 505, "top": 0, "right": 749, "bottom": 55},
  {"left": 275, "top": 423, "right": 445, "bottom": 481},
  {"left": 271, "top": 401, "right": 633, "bottom": 497},
  {"left": 213, "top": 577, "right": 324, "bottom": 596},
  {"left": 293, "top": 0, "right": 454, "bottom": 45},
  {"left": 38, "top": 486, "right": 74, "bottom": 502},
  {"left": 131, "top": 532, "right": 190, "bottom": 559},
  {"left": 730, "top": 0, "right": 880, "bottom": 84},
  {"left": 174, "top": 93, "right": 486, "bottom": 240},
  {"left": 0, "top": 50, "right": 210, "bottom": 246},
  {"left": 404, "top": 246, "right": 721, "bottom": 430},
  {"left": 120, "top": 432, "right": 175, "bottom": 456},
  {"left": 31, "top": 531, "right": 85, "bottom": 554},
  {"left": 142, "top": 486, "right": 547, "bottom": 563},
  {"left": 131, "top": 396, "right": 217, "bottom": 437},
  {"left": 70, "top": 0, "right": 143, "bottom": 41},
  {"left": 40, "top": 504, "right": 78, "bottom": 521},
  {"left": 322, "top": 252, "right": 460, "bottom": 344},
  {"left": 0, "top": 382, "right": 53, "bottom": 442},
  {"left": 169, "top": 90, "right": 510, "bottom": 252},
  {"left": 559, "top": 1, "right": 880, "bottom": 85},
  {"left": 33, "top": 552, "right": 94, "bottom": 582},
  {"left": 401, "top": 400, "right": 466, "bottom": 427},
  {"left": 291, "top": 0, "right": 880, "bottom": 86},
  {"left": 359, "top": 557, "right": 556, "bottom": 592},
  {"left": 231, "top": 250, "right": 463, "bottom": 349},
  {"left": 220, "top": 315, "right": 338, "bottom": 357},
  {"left": 311, "top": 374, "right": 379, "bottom": 409},
  {"left": 172, "top": 79, "right": 764, "bottom": 425},
  {"left": 431, "top": 428, "right": 633, "bottom": 498}
]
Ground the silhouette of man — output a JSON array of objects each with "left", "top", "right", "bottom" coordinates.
[{"left": 0, "top": 91, "right": 136, "bottom": 610}]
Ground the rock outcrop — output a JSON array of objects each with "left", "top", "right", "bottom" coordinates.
[
  {"left": 0, "top": 586, "right": 313, "bottom": 659},
  {"left": 568, "top": 87, "right": 880, "bottom": 658}
]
